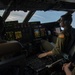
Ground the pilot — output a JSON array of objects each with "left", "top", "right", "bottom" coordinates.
[
  {"left": 38, "top": 12, "right": 74, "bottom": 58},
  {"left": 62, "top": 62, "right": 75, "bottom": 75}
]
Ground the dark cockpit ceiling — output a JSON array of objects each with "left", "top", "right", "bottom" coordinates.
[{"left": 0, "top": 0, "right": 75, "bottom": 11}]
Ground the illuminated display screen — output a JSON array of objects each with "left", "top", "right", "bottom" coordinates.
[
  {"left": 34, "top": 29, "right": 40, "bottom": 38},
  {"left": 15, "top": 31, "right": 22, "bottom": 39},
  {"left": 40, "top": 28, "right": 46, "bottom": 36},
  {"left": 34, "top": 27, "right": 46, "bottom": 38},
  {"left": 6, "top": 31, "right": 14, "bottom": 40},
  {"left": 55, "top": 27, "right": 61, "bottom": 34}
]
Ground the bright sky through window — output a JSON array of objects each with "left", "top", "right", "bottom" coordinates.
[{"left": 0, "top": 10, "right": 75, "bottom": 28}]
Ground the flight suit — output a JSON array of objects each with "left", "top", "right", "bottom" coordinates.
[{"left": 52, "top": 31, "right": 71, "bottom": 55}]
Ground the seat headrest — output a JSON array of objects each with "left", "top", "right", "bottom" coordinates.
[{"left": 0, "top": 41, "right": 23, "bottom": 56}]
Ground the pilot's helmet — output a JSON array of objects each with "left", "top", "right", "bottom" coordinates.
[{"left": 61, "top": 13, "right": 72, "bottom": 25}]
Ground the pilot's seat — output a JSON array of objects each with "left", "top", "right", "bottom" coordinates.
[
  {"left": 0, "top": 41, "right": 23, "bottom": 59},
  {"left": 41, "top": 40, "right": 55, "bottom": 52},
  {"left": 0, "top": 41, "right": 25, "bottom": 74},
  {"left": 69, "top": 43, "right": 75, "bottom": 57}
]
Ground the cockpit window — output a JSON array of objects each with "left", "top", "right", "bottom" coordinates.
[
  {"left": 0, "top": 10, "right": 5, "bottom": 16},
  {"left": 0, "top": 10, "right": 75, "bottom": 28},
  {"left": 72, "top": 12, "right": 75, "bottom": 28},
  {"left": 0, "top": 10, "right": 29, "bottom": 23},
  {"left": 6, "top": 11, "right": 29, "bottom": 23},
  {"left": 29, "top": 10, "right": 75, "bottom": 28},
  {"left": 29, "top": 11, "right": 67, "bottom": 23}
]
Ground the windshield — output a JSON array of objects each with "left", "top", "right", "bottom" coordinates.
[
  {"left": 6, "top": 11, "right": 29, "bottom": 23},
  {"left": 29, "top": 10, "right": 67, "bottom": 23},
  {"left": 0, "top": 10, "right": 5, "bottom": 16},
  {"left": 0, "top": 10, "right": 75, "bottom": 28},
  {"left": 29, "top": 10, "right": 75, "bottom": 28},
  {"left": 0, "top": 10, "right": 29, "bottom": 23}
]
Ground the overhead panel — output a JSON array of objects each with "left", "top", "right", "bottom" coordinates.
[
  {"left": 0, "top": 0, "right": 75, "bottom": 11},
  {"left": 60, "top": 0, "right": 75, "bottom": 3}
]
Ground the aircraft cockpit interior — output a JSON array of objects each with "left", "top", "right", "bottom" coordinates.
[{"left": 0, "top": 0, "right": 75, "bottom": 75}]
